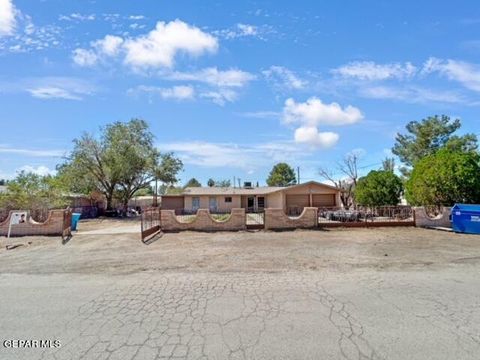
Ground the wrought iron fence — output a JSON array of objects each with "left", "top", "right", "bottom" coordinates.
[
  {"left": 141, "top": 207, "right": 161, "bottom": 240},
  {"left": 318, "top": 206, "right": 414, "bottom": 226}
]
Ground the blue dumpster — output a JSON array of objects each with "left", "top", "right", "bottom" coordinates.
[
  {"left": 452, "top": 204, "right": 480, "bottom": 234},
  {"left": 71, "top": 213, "right": 82, "bottom": 231}
]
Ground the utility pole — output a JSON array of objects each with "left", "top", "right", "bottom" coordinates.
[
  {"left": 238, "top": 178, "right": 241, "bottom": 188},
  {"left": 153, "top": 177, "right": 158, "bottom": 207},
  {"left": 297, "top": 167, "right": 300, "bottom": 184},
  {"left": 233, "top": 176, "right": 236, "bottom": 188}
]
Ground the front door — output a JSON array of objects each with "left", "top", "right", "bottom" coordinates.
[
  {"left": 247, "top": 196, "right": 255, "bottom": 212},
  {"left": 209, "top": 197, "right": 217, "bottom": 211}
]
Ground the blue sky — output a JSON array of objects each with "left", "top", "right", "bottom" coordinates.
[{"left": 1, "top": 0, "right": 480, "bottom": 185}]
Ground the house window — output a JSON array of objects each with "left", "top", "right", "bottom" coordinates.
[
  {"left": 225, "top": 197, "right": 232, "bottom": 203},
  {"left": 192, "top": 197, "right": 200, "bottom": 210},
  {"left": 257, "top": 196, "right": 265, "bottom": 209}
]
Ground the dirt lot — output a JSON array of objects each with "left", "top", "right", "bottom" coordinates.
[
  {"left": 1, "top": 220, "right": 480, "bottom": 360},
  {"left": 1, "top": 219, "right": 479, "bottom": 275}
]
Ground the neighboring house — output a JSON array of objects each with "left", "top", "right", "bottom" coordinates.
[
  {"left": 0, "top": 185, "right": 7, "bottom": 193},
  {"left": 162, "top": 181, "right": 342, "bottom": 215}
]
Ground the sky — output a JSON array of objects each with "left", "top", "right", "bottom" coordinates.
[{"left": 1, "top": 0, "right": 479, "bottom": 186}]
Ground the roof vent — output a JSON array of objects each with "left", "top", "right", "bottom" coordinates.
[{"left": 243, "top": 181, "right": 253, "bottom": 189}]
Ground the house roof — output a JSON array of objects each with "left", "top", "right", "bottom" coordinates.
[
  {"left": 182, "top": 181, "right": 341, "bottom": 196},
  {"left": 276, "top": 180, "right": 342, "bottom": 193},
  {"left": 183, "top": 186, "right": 284, "bottom": 196}
]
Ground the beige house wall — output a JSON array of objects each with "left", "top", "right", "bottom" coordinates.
[
  {"left": 266, "top": 192, "right": 283, "bottom": 209},
  {"left": 185, "top": 195, "right": 241, "bottom": 211}
]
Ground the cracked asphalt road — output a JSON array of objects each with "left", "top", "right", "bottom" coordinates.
[{"left": 1, "top": 225, "right": 480, "bottom": 359}]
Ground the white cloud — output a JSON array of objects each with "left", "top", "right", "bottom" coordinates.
[
  {"left": 200, "top": 89, "right": 237, "bottom": 106},
  {"left": 73, "top": 35, "right": 123, "bottom": 66},
  {"left": 237, "top": 24, "right": 257, "bottom": 36},
  {"left": 0, "top": 146, "right": 64, "bottom": 157},
  {"left": 422, "top": 57, "right": 480, "bottom": 92},
  {"left": 282, "top": 97, "right": 363, "bottom": 149},
  {"left": 332, "top": 61, "right": 417, "bottom": 81},
  {"left": 238, "top": 111, "right": 281, "bottom": 119},
  {"left": 128, "top": 15, "right": 145, "bottom": 20},
  {"left": 165, "top": 67, "right": 254, "bottom": 105},
  {"left": 283, "top": 97, "right": 363, "bottom": 126},
  {"left": 17, "top": 165, "right": 55, "bottom": 176},
  {"left": 27, "top": 87, "right": 83, "bottom": 100},
  {"left": 216, "top": 23, "right": 257, "bottom": 39},
  {"left": 72, "top": 20, "right": 218, "bottom": 69},
  {"left": 294, "top": 127, "right": 339, "bottom": 148},
  {"left": 130, "top": 85, "right": 195, "bottom": 101},
  {"left": 263, "top": 65, "right": 307, "bottom": 90},
  {"left": 0, "top": 0, "right": 16, "bottom": 36},
  {"left": 158, "top": 140, "right": 304, "bottom": 171},
  {"left": 59, "top": 13, "right": 95, "bottom": 22},
  {"left": 72, "top": 48, "right": 98, "bottom": 66},
  {"left": 167, "top": 67, "right": 255, "bottom": 88},
  {"left": 93, "top": 35, "right": 123, "bottom": 56},
  {"left": 23, "top": 77, "right": 95, "bottom": 100},
  {"left": 213, "top": 23, "right": 273, "bottom": 40},
  {"left": 360, "top": 85, "right": 466, "bottom": 104},
  {"left": 123, "top": 19, "right": 218, "bottom": 69},
  {"left": 0, "top": 13, "right": 61, "bottom": 53}
]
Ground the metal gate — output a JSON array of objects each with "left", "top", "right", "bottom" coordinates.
[
  {"left": 246, "top": 210, "right": 265, "bottom": 229},
  {"left": 141, "top": 207, "right": 161, "bottom": 241}
]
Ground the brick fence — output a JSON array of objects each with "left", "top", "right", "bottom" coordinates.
[
  {"left": 161, "top": 208, "right": 246, "bottom": 232},
  {"left": 0, "top": 209, "right": 71, "bottom": 237},
  {"left": 414, "top": 207, "right": 451, "bottom": 228},
  {"left": 264, "top": 207, "right": 318, "bottom": 230}
]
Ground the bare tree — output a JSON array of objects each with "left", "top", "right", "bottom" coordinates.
[{"left": 318, "top": 153, "right": 360, "bottom": 209}]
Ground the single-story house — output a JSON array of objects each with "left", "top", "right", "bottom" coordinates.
[{"left": 162, "top": 181, "right": 342, "bottom": 215}]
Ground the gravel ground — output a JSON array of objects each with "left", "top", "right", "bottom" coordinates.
[{"left": 1, "top": 221, "right": 480, "bottom": 359}]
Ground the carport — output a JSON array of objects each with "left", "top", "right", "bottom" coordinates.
[{"left": 284, "top": 182, "right": 341, "bottom": 216}]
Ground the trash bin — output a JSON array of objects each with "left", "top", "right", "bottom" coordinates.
[
  {"left": 452, "top": 204, "right": 480, "bottom": 234},
  {"left": 71, "top": 213, "right": 82, "bottom": 231}
]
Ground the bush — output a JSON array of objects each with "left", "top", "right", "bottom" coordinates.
[
  {"left": 355, "top": 170, "right": 403, "bottom": 206},
  {"left": 405, "top": 149, "right": 480, "bottom": 206}
]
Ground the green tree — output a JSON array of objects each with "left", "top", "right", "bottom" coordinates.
[
  {"left": 266, "top": 163, "right": 296, "bottom": 187},
  {"left": 60, "top": 119, "right": 182, "bottom": 210},
  {"left": 382, "top": 157, "right": 395, "bottom": 172},
  {"left": 207, "top": 178, "right": 215, "bottom": 187},
  {"left": 184, "top": 178, "right": 201, "bottom": 188},
  {"left": 0, "top": 171, "right": 69, "bottom": 212},
  {"left": 214, "top": 179, "right": 231, "bottom": 187},
  {"left": 355, "top": 170, "right": 403, "bottom": 206},
  {"left": 405, "top": 149, "right": 480, "bottom": 206},
  {"left": 392, "top": 115, "right": 477, "bottom": 175}
]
